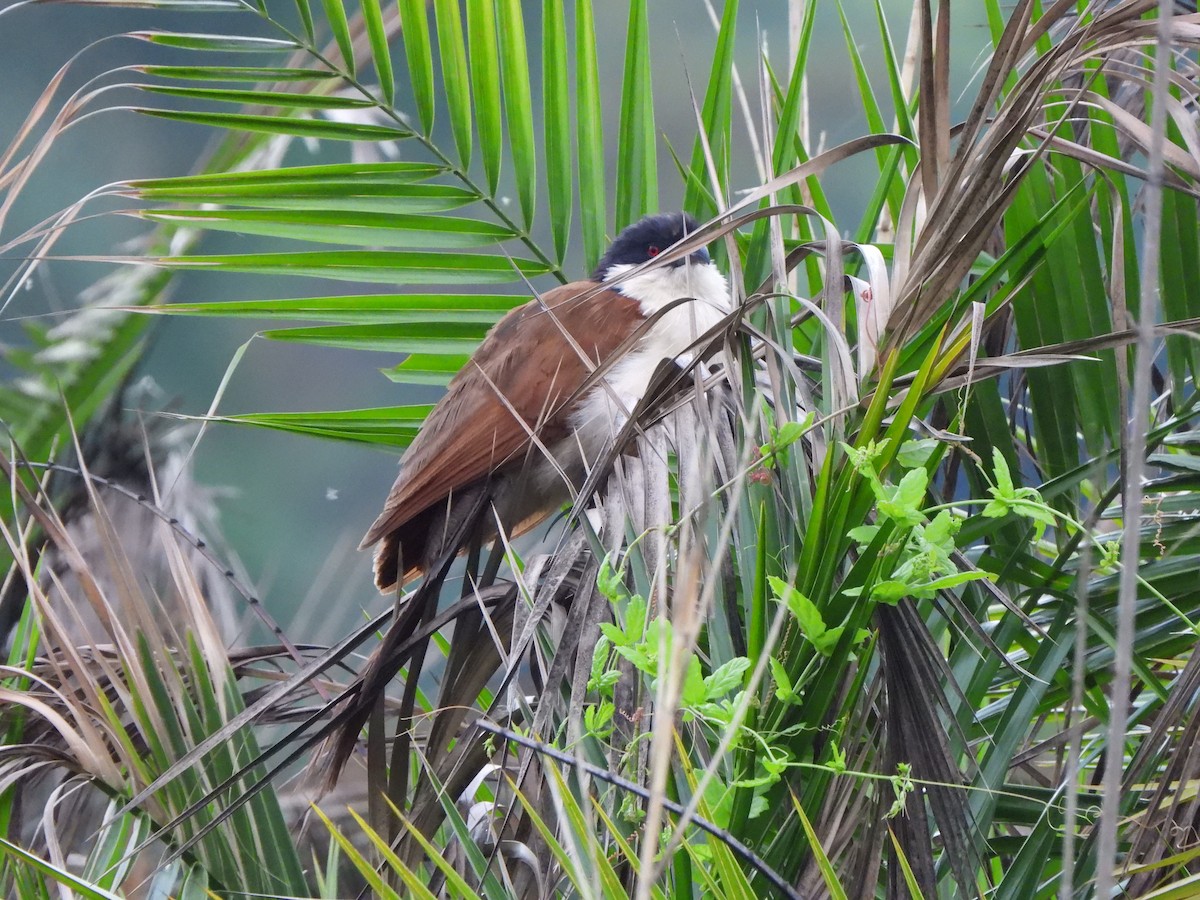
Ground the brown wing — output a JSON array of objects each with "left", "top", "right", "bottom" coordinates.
[{"left": 361, "top": 281, "right": 643, "bottom": 559}]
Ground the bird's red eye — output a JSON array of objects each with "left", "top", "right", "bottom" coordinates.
[{"left": 647, "top": 245, "right": 661, "bottom": 257}]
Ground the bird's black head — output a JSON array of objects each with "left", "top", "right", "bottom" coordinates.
[{"left": 593, "top": 212, "right": 711, "bottom": 280}]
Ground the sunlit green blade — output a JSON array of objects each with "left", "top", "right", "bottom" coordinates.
[
  {"left": 139, "top": 85, "right": 376, "bottom": 109},
  {"left": 149, "top": 250, "right": 549, "bottom": 283},
  {"left": 434, "top": 0, "right": 473, "bottom": 169},
  {"left": 0, "top": 838, "right": 123, "bottom": 900},
  {"left": 835, "top": 0, "right": 904, "bottom": 223},
  {"left": 398, "top": 0, "right": 435, "bottom": 133},
  {"left": 682, "top": 0, "right": 737, "bottom": 219},
  {"left": 136, "top": 65, "right": 339, "bottom": 81},
  {"left": 498, "top": 0, "right": 535, "bottom": 229},
  {"left": 136, "top": 108, "right": 410, "bottom": 141},
  {"left": 1162, "top": 187, "right": 1200, "bottom": 392},
  {"left": 130, "top": 32, "right": 298, "bottom": 51},
  {"left": 318, "top": 0, "right": 356, "bottom": 76},
  {"left": 872, "top": 0, "right": 916, "bottom": 143},
  {"left": 145, "top": 294, "right": 519, "bottom": 324},
  {"left": 384, "top": 353, "right": 470, "bottom": 384},
  {"left": 81, "top": 0, "right": 240, "bottom": 8},
  {"left": 543, "top": 0, "right": 571, "bottom": 261},
  {"left": 293, "top": 0, "right": 315, "bottom": 41},
  {"left": 360, "top": 0, "right": 394, "bottom": 103},
  {"left": 148, "top": 191, "right": 476, "bottom": 213},
  {"left": 128, "top": 161, "right": 445, "bottom": 194},
  {"left": 136, "top": 209, "right": 515, "bottom": 248},
  {"left": 614, "top": 0, "right": 656, "bottom": 227},
  {"left": 770, "top": 3, "right": 817, "bottom": 176},
  {"left": 574, "top": 0, "right": 605, "bottom": 272},
  {"left": 262, "top": 320, "right": 491, "bottom": 353},
  {"left": 227, "top": 405, "right": 434, "bottom": 448},
  {"left": 468, "top": 0, "right": 503, "bottom": 194}
]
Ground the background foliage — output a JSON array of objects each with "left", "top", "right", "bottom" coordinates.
[{"left": 3, "top": 0, "right": 1200, "bottom": 897}]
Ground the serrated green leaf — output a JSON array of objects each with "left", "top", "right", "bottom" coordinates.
[
  {"left": 848, "top": 524, "right": 881, "bottom": 545},
  {"left": 770, "top": 656, "right": 796, "bottom": 703},
  {"left": 923, "top": 572, "right": 994, "bottom": 593},
  {"left": 705, "top": 657, "right": 750, "bottom": 700},
  {"left": 992, "top": 445, "right": 1015, "bottom": 494},
  {"left": 770, "top": 575, "right": 827, "bottom": 644},
  {"left": 897, "top": 438, "right": 939, "bottom": 468},
  {"left": 682, "top": 656, "right": 706, "bottom": 706},
  {"left": 878, "top": 467, "right": 928, "bottom": 526},
  {"left": 590, "top": 635, "right": 611, "bottom": 683}
]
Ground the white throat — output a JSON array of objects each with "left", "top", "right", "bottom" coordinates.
[
  {"left": 603, "top": 260, "right": 730, "bottom": 320},
  {"left": 563, "top": 260, "right": 730, "bottom": 460}
]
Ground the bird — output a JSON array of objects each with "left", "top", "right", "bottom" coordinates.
[{"left": 360, "top": 211, "right": 730, "bottom": 594}]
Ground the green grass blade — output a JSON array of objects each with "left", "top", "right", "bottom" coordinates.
[
  {"left": 261, "top": 320, "right": 491, "bottom": 354},
  {"left": 683, "top": 0, "right": 737, "bottom": 218},
  {"left": 138, "top": 85, "right": 376, "bottom": 109},
  {"left": 793, "top": 794, "right": 848, "bottom": 900},
  {"left": 434, "top": 0, "right": 473, "bottom": 169},
  {"left": 498, "top": 0, "right": 536, "bottom": 230},
  {"left": 468, "top": 0, "right": 503, "bottom": 194},
  {"left": 398, "top": 0, "right": 435, "bottom": 133},
  {"left": 292, "top": 0, "right": 315, "bottom": 41},
  {"left": 128, "top": 159, "right": 446, "bottom": 189},
  {"left": 144, "top": 293, "right": 518, "bottom": 323},
  {"left": 141, "top": 250, "right": 548, "bottom": 284},
  {"left": 135, "top": 108, "right": 410, "bottom": 141},
  {"left": 0, "top": 839, "right": 123, "bottom": 900},
  {"left": 131, "top": 32, "right": 298, "bottom": 52},
  {"left": 317, "top": 0, "right": 356, "bottom": 76},
  {"left": 385, "top": 352, "right": 470, "bottom": 384},
  {"left": 308, "top": 808, "right": 400, "bottom": 899},
  {"left": 543, "top": 0, "right": 571, "bottom": 262},
  {"left": 136, "top": 209, "right": 515, "bottom": 248},
  {"left": 136, "top": 65, "right": 340, "bottom": 81},
  {"left": 574, "top": 0, "right": 606, "bottom": 271},
  {"left": 615, "top": 0, "right": 655, "bottom": 227},
  {"left": 360, "top": 0, "right": 394, "bottom": 104},
  {"left": 225, "top": 405, "right": 433, "bottom": 447}
]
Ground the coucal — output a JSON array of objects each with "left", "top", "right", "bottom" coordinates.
[{"left": 361, "top": 212, "right": 729, "bottom": 592}]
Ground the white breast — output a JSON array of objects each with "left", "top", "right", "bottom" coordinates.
[{"left": 568, "top": 260, "right": 730, "bottom": 456}]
